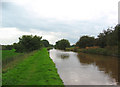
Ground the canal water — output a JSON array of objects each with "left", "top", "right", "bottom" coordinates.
[{"left": 49, "top": 49, "right": 119, "bottom": 85}]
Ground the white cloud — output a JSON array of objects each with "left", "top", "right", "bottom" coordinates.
[
  {"left": 0, "top": 28, "right": 22, "bottom": 45},
  {"left": 1, "top": 0, "right": 119, "bottom": 45},
  {"left": 29, "top": 29, "right": 67, "bottom": 44},
  {"left": 0, "top": 27, "right": 66, "bottom": 45},
  {"left": 4, "top": 0, "right": 118, "bottom": 23}
]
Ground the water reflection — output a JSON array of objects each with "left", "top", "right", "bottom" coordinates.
[
  {"left": 56, "top": 53, "right": 69, "bottom": 59},
  {"left": 77, "top": 53, "right": 118, "bottom": 83},
  {"left": 50, "top": 49, "right": 119, "bottom": 85}
]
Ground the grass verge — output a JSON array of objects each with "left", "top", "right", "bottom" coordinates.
[{"left": 2, "top": 48, "right": 63, "bottom": 85}]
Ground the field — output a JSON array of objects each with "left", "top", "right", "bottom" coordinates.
[
  {"left": 2, "top": 49, "right": 21, "bottom": 60},
  {"left": 2, "top": 49, "right": 23, "bottom": 66},
  {"left": 2, "top": 48, "right": 63, "bottom": 85}
]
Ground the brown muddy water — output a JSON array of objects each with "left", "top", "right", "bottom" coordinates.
[{"left": 49, "top": 49, "right": 120, "bottom": 85}]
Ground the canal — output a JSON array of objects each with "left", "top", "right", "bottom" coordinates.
[{"left": 50, "top": 49, "right": 119, "bottom": 85}]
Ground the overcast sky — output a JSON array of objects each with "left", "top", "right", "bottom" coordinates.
[{"left": 0, "top": 0, "right": 119, "bottom": 45}]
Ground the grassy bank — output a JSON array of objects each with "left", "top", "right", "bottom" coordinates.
[
  {"left": 79, "top": 48, "right": 113, "bottom": 56},
  {"left": 2, "top": 48, "right": 63, "bottom": 85},
  {"left": 66, "top": 46, "right": 118, "bottom": 57}
]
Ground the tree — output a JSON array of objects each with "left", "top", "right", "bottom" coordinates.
[
  {"left": 14, "top": 35, "right": 42, "bottom": 52},
  {"left": 4, "top": 45, "right": 13, "bottom": 50},
  {"left": 96, "top": 27, "right": 118, "bottom": 48},
  {"left": 55, "top": 39, "right": 70, "bottom": 50},
  {"left": 76, "top": 36, "right": 95, "bottom": 48},
  {"left": 96, "top": 33, "right": 106, "bottom": 48},
  {"left": 13, "top": 42, "right": 24, "bottom": 52},
  {"left": 42, "top": 39, "right": 50, "bottom": 47}
]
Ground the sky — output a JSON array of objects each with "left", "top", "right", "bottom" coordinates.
[{"left": 0, "top": 0, "right": 119, "bottom": 45}]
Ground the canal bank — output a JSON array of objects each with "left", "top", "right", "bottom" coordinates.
[
  {"left": 66, "top": 47, "right": 119, "bottom": 57},
  {"left": 2, "top": 48, "right": 64, "bottom": 85},
  {"left": 50, "top": 49, "right": 119, "bottom": 85}
]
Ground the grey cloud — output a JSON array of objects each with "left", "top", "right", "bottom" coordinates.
[{"left": 2, "top": 1, "right": 115, "bottom": 44}]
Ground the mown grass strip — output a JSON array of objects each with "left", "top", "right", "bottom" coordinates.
[{"left": 2, "top": 48, "right": 63, "bottom": 85}]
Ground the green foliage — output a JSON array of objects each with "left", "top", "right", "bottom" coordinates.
[
  {"left": 96, "top": 26, "right": 119, "bottom": 48},
  {"left": 2, "top": 49, "right": 23, "bottom": 66},
  {"left": 2, "top": 45, "right": 13, "bottom": 50},
  {"left": 55, "top": 39, "right": 70, "bottom": 50},
  {"left": 74, "top": 25, "right": 119, "bottom": 56},
  {"left": 80, "top": 48, "right": 111, "bottom": 56},
  {"left": 14, "top": 35, "right": 42, "bottom": 52},
  {"left": 42, "top": 39, "right": 50, "bottom": 47},
  {"left": 2, "top": 49, "right": 21, "bottom": 60},
  {"left": 76, "top": 36, "right": 95, "bottom": 48},
  {"left": 76, "top": 25, "right": 119, "bottom": 50},
  {"left": 49, "top": 44, "right": 54, "bottom": 47},
  {"left": 2, "top": 48, "right": 63, "bottom": 85},
  {"left": 96, "top": 32, "right": 107, "bottom": 48}
]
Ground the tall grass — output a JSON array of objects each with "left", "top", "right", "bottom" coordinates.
[
  {"left": 2, "top": 49, "right": 23, "bottom": 66},
  {"left": 2, "top": 49, "right": 21, "bottom": 60},
  {"left": 80, "top": 47, "right": 118, "bottom": 56}
]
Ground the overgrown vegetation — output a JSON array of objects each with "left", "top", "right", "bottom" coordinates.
[
  {"left": 80, "top": 48, "right": 112, "bottom": 56},
  {"left": 74, "top": 25, "right": 120, "bottom": 56},
  {"left": 2, "top": 49, "right": 23, "bottom": 66},
  {"left": 2, "top": 49, "right": 20, "bottom": 60}
]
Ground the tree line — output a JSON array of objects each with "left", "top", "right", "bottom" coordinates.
[
  {"left": 76, "top": 25, "right": 119, "bottom": 48},
  {"left": 55, "top": 25, "right": 119, "bottom": 51},
  {"left": 2, "top": 24, "right": 120, "bottom": 53},
  {"left": 2, "top": 35, "right": 53, "bottom": 52}
]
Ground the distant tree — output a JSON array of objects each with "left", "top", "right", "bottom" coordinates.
[
  {"left": 76, "top": 36, "right": 95, "bottom": 48},
  {"left": 71, "top": 44, "right": 75, "bottom": 47},
  {"left": 49, "top": 44, "right": 54, "bottom": 47},
  {"left": 55, "top": 39, "right": 70, "bottom": 50},
  {"left": 42, "top": 39, "right": 50, "bottom": 47},
  {"left": 3, "top": 45, "right": 13, "bottom": 50},
  {"left": 1, "top": 45, "right": 5, "bottom": 50}
]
